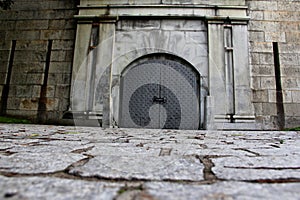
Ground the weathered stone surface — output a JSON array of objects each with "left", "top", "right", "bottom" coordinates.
[
  {"left": 248, "top": 0, "right": 300, "bottom": 128},
  {"left": 292, "top": 91, "right": 300, "bottom": 103},
  {"left": 0, "top": 152, "right": 86, "bottom": 174},
  {"left": 70, "top": 155, "right": 204, "bottom": 181},
  {"left": 0, "top": 176, "right": 122, "bottom": 200},
  {"left": 145, "top": 181, "right": 300, "bottom": 200},
  {"left": 212, "top": 156, "right": 300, "bottom": 180},
  {"left": 16, "top": 20, "right": 49, "bottom": 30},
  {"left": 285, "top": 104, "right": 300, "bottom": 117},
  {"left": 0, "top": 0, "right": 76, "bottom": 123},
  {"left": 268, "top": 90, "right": 292, "bottom": 103},
  {"left": 0, "top": 124, "right": 299, "bottom": 199}
]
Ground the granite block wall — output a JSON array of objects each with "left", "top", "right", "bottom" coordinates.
[
  {"left": 0, "top": 0, "right": 77, "bottom": 123},
  {"left": 247, "top": 0, "right": 300, "bottom": 129}
]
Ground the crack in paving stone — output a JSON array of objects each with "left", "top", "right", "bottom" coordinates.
[
  {"left": 64, "top": 163, "right": 211, "bottom": 184},
  {"left": 246, "top": 178, "right": 300, "bottom": 184},
  {"left": 19, "top": 142, "right": 44, "bottom": 146},
  {"left": 4, "top": 192, "right": 18, "bottom": 198},
  {"left": 70, "top": 146, "right": 95, "bottom": 154},
  {"left": 65, "top": 171, "right": 209, "bottom": 184},
  {"left": 224, "top": 166, "right": 300, "bottom": 170},
  {"left": 0, "top": 148, "right": 11, "bottom": 151},
  {"left": 0, "top": 148, "right": 15, "bottom": 156},
  {"left": 113, "top": 138, "right": 130, "bottom": 143},
  {"left": 114, "top": 184, "right": 153, "bottom": 200},
  {"left": 241, "top": 138, "right": 273, "bottom": 141},
  {"left": 0, "top": 170, "right": 130, "bottom": 184},
  {"left": 270, "top": 144, "right": 281, "bottom": 148},
  {"left": 199, "top": 144, "right": 208, "bottom": 149},
  {"left": 0, "top": 168, "right": 107, "bottom": 182},
  {"left": 0, "top": 158, "right": 138, "bottom": 184},
  {"left": 234, "top": 148, "right": 261, "bottom": 156},
  {"left": 187, "top": 134, "right": 206, "bottom": 140},
  {"left": 220, "top": 140, "right": 234, "bottom": 145},
  {"left": 197, "top": 155, "right": 219, "bottom": 182},
  {"left": 0, "top": 150, "right": 15, "bottom": 156},
  {"left": 66, "top": 155, "right": 95, "bottom": 170},
  {"left": 115, "top": 190, "right": 155, "bottom": 200},
  {"left": 1, "top": 136, "right": 79, "bottom": 142},
  {"left": 0, "top": 170, "right": 210, "bottom": 185},
  {"left": 65, "top": 172, "right": 152, "bottom": 182},
  {"left": 39, "top": 137, "right": 82, "bottom": 142},
  {"left": 2, "top": 134, "right": 85, "bottom": 142},
  {"left": 0, "top": 171, "right": 75, "bottom": 179}
]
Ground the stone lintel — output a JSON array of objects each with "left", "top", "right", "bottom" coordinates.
[
  {"left": 74, "top": 15, "right": 249, "bottom": 25},
  {"left": 74, "top": 15, "right": 118, "bottom": 24},
  {"left": 78, "top": 5, "right": 248, "bottom": 10},
  {"left": 77, "top": 5, "right": 248, "bottom": 20}
]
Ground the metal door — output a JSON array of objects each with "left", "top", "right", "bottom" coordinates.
[{"left": 119, "top": 58, "right": 200, "bottom": 130}]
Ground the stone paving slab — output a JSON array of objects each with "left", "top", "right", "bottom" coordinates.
[
  {"left": 0, "top": 176, "right": 123, "bottom": 200},
  {"left": 0, "top": 123, "right": 300, "bottom": 199},
  {"left": 70, "top": 155, "right": 204, "bottom": 181},
  {"left": 0, "top": 152, "right": 86, "bottom": 174},
  {"left": 144, "top": 181, "right": 300, "bottom": 200},
  {"left": 212, "top": 156, "right": 300, "bottom": 181}
]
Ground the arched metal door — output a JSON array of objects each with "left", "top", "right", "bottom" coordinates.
[{"left": 119, "top": 57, "right": 200, "bottom": 130}]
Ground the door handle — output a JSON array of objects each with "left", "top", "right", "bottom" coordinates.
[{"left": 153, "top": 96, "right": 167, "bottom": 104}]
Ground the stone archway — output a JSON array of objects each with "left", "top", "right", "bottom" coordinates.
[{"left": 119, "top": 54, "right": 201, "bottom": 130}]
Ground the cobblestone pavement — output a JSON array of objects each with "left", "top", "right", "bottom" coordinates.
[{"left": 0, "top": 123, "right": 299, "bottom": 200}]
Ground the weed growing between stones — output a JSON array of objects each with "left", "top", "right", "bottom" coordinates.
[
  {"left": 284, "top": 127, "right": 300, "bottom": 131},
  {"left": 0, "top": 116, "right": 31, "bottom": 124}
]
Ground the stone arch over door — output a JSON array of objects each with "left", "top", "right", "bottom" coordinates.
[{"left": 119, "top": 53, "right": 201, "bottom": 130}]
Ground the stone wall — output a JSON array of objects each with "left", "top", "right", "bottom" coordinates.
[
  {"left": 1, "top": 0, "right": 299, "bottom": 129},
  {"left": 0, "top": 0, "right": 77, "bottom": 123},
  {"left": 247, "top": 0, "right": 300, "bottom": 129}
]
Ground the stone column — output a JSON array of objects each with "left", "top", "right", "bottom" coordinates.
[
  {"left": 204, "top": 96, "right": 215, "bottom": 130},
  {"left": 232, "top": 25, "right": 255, "bottom": 120},
  {"left": 71, "top": 22, "right": 92, "bottom": 112},
  {"left": 70, "top": 16, "right": 116, "bottom": 127},
  {"left": 95, "top": 21, "right": 116, "bottom": 128},
  {"left": 207, "top": 22, "right": 226, "bottom": 121}
]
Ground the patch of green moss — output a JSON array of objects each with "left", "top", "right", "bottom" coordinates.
[
  {"left": 0, "top": 116, "right": 31, "bottom": 124},
  {"left": 117, "top": 185, "right": 143, "bottom": 195},
  {"left": 284, "top": 127, "right": 300, "bottom": 131},
  {"left": 62, "top": 132, "right": 80, "bottom": 135}
]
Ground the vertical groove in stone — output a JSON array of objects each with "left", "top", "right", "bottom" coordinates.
[
  {"left": 0, "top": 40, "right": 16, "bottom": 115},
  {"left": 273, "top": 42, "right": 285, "bottom": 130},
  {"left": 37, "top": 40, "right": 53, "bottom": 123},
  {"left": 87, "top": 24, "right": 100, "bottom": 113},
  {"left": 224, "top": 26, "right": 235, "bottom": 122}
]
